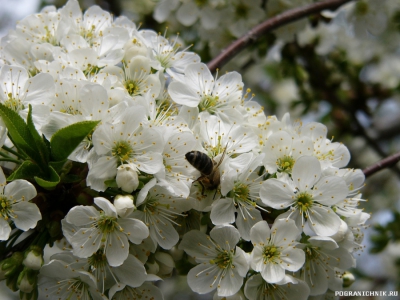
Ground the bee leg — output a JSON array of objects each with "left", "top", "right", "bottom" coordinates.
[
  {"left": 199, "top": 181, "right": 206, "bottom": 196},
  {"left": 212, "top": 189, "right": 218, "bottom": 200}
]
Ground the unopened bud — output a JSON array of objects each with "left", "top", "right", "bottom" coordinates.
[
  {"left": 116, "top": 164, "right": 139, "bottom": 193},
  {"left": 20, "top": 288, "right": 38, "bottom": 300},
  {"left": 0, "top": 252, "right": 24, "bottom": 280},
  {"left": 146, "top": 260, "right": 159, "bottom": 275},
  {"left": 23, "top": 246, "right": 43, "bottom": 270},
  {"left": 155, "top": 252, "right": 175, "bottom": 277},
  {"left": 17, "top": 268, "right": 37, "bottom": 293},
  {"left": 342, "top": 271, "right": 355, "bottom": 288},
  {"left": 114, "top": 195, "right": 136, "bottom": 218}
]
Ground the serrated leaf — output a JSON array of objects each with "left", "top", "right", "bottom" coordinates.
[
  {"left": 34, "top": 166, "right": 60, "bottom": 189},
  {"left": 0, "top": 103, "right": 42, "bottom": 164},
  {"left": 7, "top": 161, "right": 42, "bottom": 181},
  {"left": 26, "top": 104, "right": 49, "bottom": 165},
  {"left": 50, "top": 120, "right": 99, "bottom": 162}
]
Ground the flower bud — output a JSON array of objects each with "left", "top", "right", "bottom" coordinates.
[
  {"left": 114, "top": 194, "right": 136, "bottom": 218},
  {"left": 155, "top": 252, "right": 175, "bottom": 277},
  {"left": 20, "top": 288, "right": 38, "bottom": 300},
  {"left": 116, "top": 164, "right": 139, "bottom": 193},
  {"left": 146, "top": 260, "right": 159, "bottom": 275},
  {"left": 342, "top": 271, "right": 355, "bottom": 288},
  {"left": 17, "top": 268, "right": 37, "bottom": 293},
  {"left": 0, "top": 252, "right": 24, "bottom": 280},
  {"left": 23, "top": 246, "right": 43, "bottom": 270}
]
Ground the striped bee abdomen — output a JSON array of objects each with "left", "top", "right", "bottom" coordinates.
[{"left": 185, "top": 151, "right": 214, "bottom": 175}]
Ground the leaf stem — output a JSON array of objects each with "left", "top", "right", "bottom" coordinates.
[{"left": 2, "top": 145, "right": 26, "bottom": 159}]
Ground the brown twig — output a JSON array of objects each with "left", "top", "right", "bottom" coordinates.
[
  {"left": 207, "top": 0, "right": 354, "bottom": 72},
  {"left": 363, "top": 152, "right": 400, "bottom": 178}
]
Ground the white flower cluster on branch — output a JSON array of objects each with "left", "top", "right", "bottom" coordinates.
[{"left": 0, "top": 0, "right": 370, "bottom": 299}]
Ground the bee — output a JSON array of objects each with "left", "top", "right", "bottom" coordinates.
[{"left": 185, "top": 147, "right": 227, "bottom": 196}]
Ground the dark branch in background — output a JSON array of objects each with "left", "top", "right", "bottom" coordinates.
[
  {"left": 363, "top": 152, "right": 400, "bottom": 178},
  {"left": 207, "top": 0, "right": 354, "bottom": 72},
  {"left": 96, "top": 0, "right": 122, "bottom": 16}
]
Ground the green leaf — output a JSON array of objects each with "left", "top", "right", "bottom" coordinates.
[
  {"left": 104, "top": 179, "right": 118, "bottom": 188},
  {"left": 26, "top": 105, "right": 49, "bottom": 165},
  {"left": 34, "top": 166, "right": 60, "bottom": 189},
  {"left": 7, "top": 161, "right": 42, "bottom": 181},
  {"left": 0, "top": 103, "right": 42, "bottom": 164},
  {"left": 50, "top": 120, "right": 99, "bottom": 162},
  {"left": 49, "top": 160, "right": 67, "bottom": 174}
]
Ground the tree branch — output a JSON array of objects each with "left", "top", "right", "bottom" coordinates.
[
  {"left": 363, "top": 152, "right": 400, "bottom": 178},
  {"left": 207, "top": 0, "right": 354, "bottom": 72}
]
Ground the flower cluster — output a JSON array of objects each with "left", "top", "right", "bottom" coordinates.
[{"left": 0, "top": 1, "right": 369, "bottom": 299}]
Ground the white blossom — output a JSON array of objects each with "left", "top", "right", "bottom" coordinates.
[
  {"left": 63, "top": 197, "right": 149, "bottom": 266},
  {"left": 179, "top": 225, "right": 249, "bottom": 297}
]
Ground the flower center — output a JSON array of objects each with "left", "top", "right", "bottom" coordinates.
[
  {"left": 60, "top": 105, "right": 81, "bottom": 115},
  {"left": 233, "top": 182, "right": 250, "bottom": 202},
  {"left": 43, "top": 25, "right": 58, "bottom": 45},
  {"left": 296, "top": 192, "right": 313, "bottom": 214},
  {"left": 262, "top": 245, "right": 280, "bottom": 263},
  {"left": 0, "top": 196, "right": 13, "bottom": 220},
  {"left": 315, "top": 149, "right": 334, "bottom": 162},
  {"left": 4, "top": 93, "right": 24, "bottom": 112},
  {"left": 124, "top": 79, "right": 142, "bottom": 96},
  {"left": 84, "top": 64, "right": 102, "bottom": 76},
  {"left": 199, "top": 95, "right": 219, "bottom": 114},
  {"left": 112, "top": 141, "right": 133, "bottom": 164},
  {"left": 277, "top": 155, "right": 295, "bottom": 173},
  {"left": 87, "top": 249, "right": 107, "bottom": 271},
  {"left": 80, "top": 25, "right": 97, "bottom": 46},
  {"left": 210, "top": 250, "right": 233, "bottom": 269},
  {"left": 97, "top": 212, "right": 118, "bottom": 234}
]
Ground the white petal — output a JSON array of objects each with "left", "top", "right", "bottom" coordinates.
[
  {"left": 292, "top": 156, "right": 321, "bottom": 191},
  {"left": 0, "top": 218, "right": 11, "bottom": 240},
  {"left": 312, "top": 176, "right": 348, "bottom": 205},
  {"left": 168, "top": 81, "right": 200, "bottom": 107},
  {"left": 210, "top": 198, "right": 236, "bottom": 225},
  {"left": 210, "top": 225, "right": 240, "bottom": 251},
  {"left": 271, "top": 218, "right": 301, "bottom": 245},
  {"left": 187, "top": 263, "right": 219, "bottom": 294},
  {"left": 279, "top": 248, "right": 305, "bottom": 272},
  {"left": 179, "top": 230, "right": 215, "bottom": 261},
  {"left": 71, "top": 228, "right": 102, "bottom": 258},
  {"left": 250, "top": 220, "right": 271, "bottom": 244},
  {"left": 149, "top": 219, "right": 179, "bottom": 250},
  {"left": 12, "top": 202, "right": 41, "bottom": 231},
  {"left": 94, "top": 197, "right": 117, "bottom": 217},
  {"left": 236, "top": 208, "right": 262, "bottom": 241},
  {"left": 308, "top": 206, "right": 341, "bottom": 236},
  {"left": 118, "top": 218, "right": 149, "bottom": 244},
  {"left": 112, "top": 255, "right": 146, "bottom": 287},
  {"left": 217, "top": 265, "right": 243, "bottom": 296},
  {"left": 260, "top": 179, "right": 295, "bottom": 209},
  {"left": 5, "top": 180, "right": 37, "bottom": 201},
  {"left": 66, "top": 205, "right": 99, "bottom": 226},
  {"left": 261, "top": 261, "right": 285, "bottom": 283},
  {"left": 106, "top": 231, "right": 129, "bottom": 266}
]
